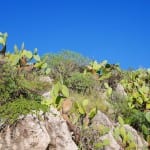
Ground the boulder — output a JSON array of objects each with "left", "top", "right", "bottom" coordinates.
[
  {"left": 91, "top": 110, "right": 148, "bottom": 150},
  {"left": 42, "top": 91, "right": 51, "bottom": 99},
  {"left": 40, "top": 76, "right": 52, "bottom": 99},
  {"left": 39, "top": 76, "right": 53, "bottom": 84},
  {"left": 99, "top": 130, "right": 122, "bottom": 150},
  {"left": 111, "top": 83, "right": 127, "bottom": 101},
  {"left": 0, "top": 108, "right": 78, "bottom": 150},
  {"left": 92, "top": 110, "right": 113, "bottom": 128},
  {"left": 124, "top": 124, "right": 148, "bottom": 149}
]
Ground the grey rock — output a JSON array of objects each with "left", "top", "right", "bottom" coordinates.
[
  {"left": 42, "top": 91, "right": 51, "bottom": 99},
  {"left": 115, "top": 83, "right": 127, "bottom": 97},
  {"left": 39, "top": 76, "right": 53, "bottom": 84},
  {"left": 111, "top": 84, "right": 127, "bottom": 101},
  {"left": 40, "top": 76, "right": 52, "bottom": 99},
  {"left": 99, "top": 130, "right": 122, "bottom": 150},
  {"left": 92, "top": 111, "right": 113, "bottom": 128},
  {"left": 124, "top": 124, "right": 148, "bottom": 150},
  {"left": 0, "top": 108, "right": 78, "bottom": 150},
  {"left": 91, "top": 110, "right": 148, "bottom": 150}
]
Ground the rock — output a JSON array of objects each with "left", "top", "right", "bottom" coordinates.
[
  {"left": 91, "top": 110, "right": 148, "bottom": 150},
  {"left": 111, "top": 83, "right": 127, "bottom": 101},
  {"left": 40, "top": 76, "right": 52, "bottom": 99},
  {"left": 99, "top": 130, "right": 122, "bottom": 150},
  {"left": 39, "top": 76, "right": 53, "bottom": 84},
  {"left": 0, "top": 108, "right": 78, "bottom": 150},
  {"left": 0, "top": 59, "right": 6, "bottom": 65},
  {"left": 92, "top": 110, "right": 113, "bottom": 128},
  {"left": 42, "top": 91, "right": 51, "bottom": 99},
  {"left": 115, "top": 83, "right": 127, "bottom": 97},
  {"left": 124, "top": 124, "right": 148, "bottom": 149}
]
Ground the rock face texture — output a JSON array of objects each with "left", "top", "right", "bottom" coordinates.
[
  {"left": 99, "top": 131, "right": 122, "bottom": 150},
  {"left": 124, "top": 125, "right": 148, "bottom": 149},
  {"left": 0, "top": 108, "right": 148, "bottom": 150},
  {"left": 92, "top": 111, "right": 114, "bottom": 128},
  {"left": 91, "top": 111, "right": 148, "bottom": 150},
  {"left": 0, "top": 108, "right": 78, "bottom": 150}
]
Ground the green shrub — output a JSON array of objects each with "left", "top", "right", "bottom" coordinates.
[
  {"left": 66, "top": 72, "right": 96, "bottom": 94},
  {"left": 110, "top": 92, "right": 129, "bottom": 121},
  {"left": 113, "top": 116, "right": 137, "bottom": 149},
  {"left": 121, "top": 69, "right": 150, "bottom": 110},
  {"left": 118, "top": 69, "right": 150, "bottom": 142},
  {"left": 44, "top": 50, "right": 90, "bottom": 68},
  {"left": 42, "top": 50, "right": 91, "bottom": 81},
  {"left": 125, "top": 109, "right": 150, "bottom": 140},
  {"left": 0, "top": 64, "right": 49, "bottom": 105},
  {"left": 79, "top": 126, "right": 110, "bottom": 149},
  {"left": 0, "top": 98, "right": 48, "bottom": 124}
]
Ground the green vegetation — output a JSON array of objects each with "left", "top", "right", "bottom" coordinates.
[
  {"left": 0, "top": 32, "right": 149, "bottom": 149},
  {"left": 113, "top": 116, "right": 136, "bottom": 149},
  {"left": 0, "top": 98, "right": 48, "bottom": 124},
  {"left": 42, "top": 81, "right": 69, "bottom": 107},
  {"left": 66, "top": 72, "right": 96, "bottom": 94},
  {"left": 42, "top": 50, "right": 90, "bottom": 81}
]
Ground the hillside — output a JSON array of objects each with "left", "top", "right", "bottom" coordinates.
[{"left": 0, "top": 32, "right": 149, "bottom": 149}]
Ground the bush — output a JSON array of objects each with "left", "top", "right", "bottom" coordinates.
[
  {"left": 125, "top": 109, "right": 150, "bottom": 140},
  {"left": 0, "top": 64, "right": 49, "bottom": 105},
  {"left": 79, "top": 126, "right": 110, "bottom": 149},
  {"left": 65, "top": 72, "right": 96, "bottom": 94},
  {"left": 44, "top": 50, "right": 90, "bottom": 67},
  {"left": 0, "top": 63, "right": 50, "bottom": 124},
  {"left": 42, "top": 50, "right": 91, "bottom": 81},
  {"left": 0, "top": 98, "right": 48, "bottom": 124}
]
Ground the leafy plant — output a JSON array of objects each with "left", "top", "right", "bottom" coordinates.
[
  {"left": 41, "top": 81, "right": 69, "bottom": 108},
  {"left": 87, "top": 60, "right": 107, "bottom": 74},
  {"left": 145, "top": 111, "right": 150, "bottom": 123},
  {"left": 118, "top": 69, "right": 150, "bottom": 142},
  {"left": 121, "top": 69, "right": 150, "bottom": 110},
  {"left": 124, "top": 109, "right": 150, "bottom": 140},
  {"left": 7, "top": 43, "right": 50, "bottom": 74},
  {"left": 73, "top": 99, "right": 97, "bottom": 128},
  {"left": 113, "top": 116, "right": 137, "bottom": 149},
  {"left": 94, "top": 139, "right": 110, "bottom": 149},
  {"left": 0, "top": 32, "right": 8, "bottom": 46}
]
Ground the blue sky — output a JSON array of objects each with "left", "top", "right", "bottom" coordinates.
[{"left": 0, "top": 0, "right": 150, "bottom": 69}]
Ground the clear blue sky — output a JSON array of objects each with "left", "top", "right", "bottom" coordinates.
[{"left": 1, "top": 0, "right": 150, "bottom": 69}]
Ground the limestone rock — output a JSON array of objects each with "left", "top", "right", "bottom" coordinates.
[
  {"left": 42, "top": 91, "right": 51, "bottom": 99},
  {"left": 115, "top": 83, "right": 127, "bottom": 97},
  {"left": 0, "top": 108, "right": 78, "bottom": 150},
  {"left": 39, "top": 76, "right": 53, "bottom": 84},
  {"left": 111, "top": 83, "right": 127, "bottom": 101},
  {"left": 91, "top": 110, "right": 148, "bottom": 150},
  {"left": 124, "top": 124, "right": 148, "bottom": 149},
  {"left": 99, "top": 130, "right": 122, "bottom": 150},
  {"left": 92, "top": 110, "right": 113, "bottom": 128}
]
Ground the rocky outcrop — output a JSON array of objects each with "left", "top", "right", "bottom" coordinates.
[
  {"left": 0, "top": 104, "right": 148, "bottom": 150},
  {"left": 115, "top": 83, "right": 127, "bottom": 97},
  {"left": 124, "top": 125, "right": 148, "bottom": 149},
  {"left": 0, "top": 108, "right": 78, "bottom": 150},
  {"left": 99, "top": 131, "right": 122, "bottom": 150},
  {"left": 91, "top": 110, "right": 148, "bottom": 150},
  {"left": 111, "top": 83, "right": 127, "bottom": 101},
  {"left": 39, "top": 76, "right": 53, "bottom": 84},
  {"left": 40, "top": 76, "right": 52, "bottom": 99},
  {"left": 92, "top": 111, "right": 113, "bottom": 128}
]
